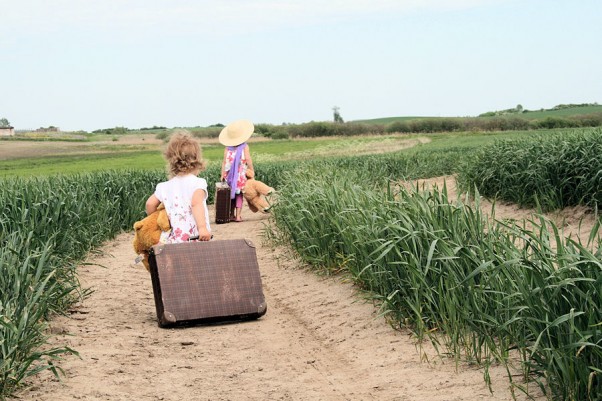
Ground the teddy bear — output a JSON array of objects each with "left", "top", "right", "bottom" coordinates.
[
  {"left": 243, "top": 178, "right": 275, "bottom": 213},
  {"left": 132, "top": 203, "right": 171, "bottom": 271}
]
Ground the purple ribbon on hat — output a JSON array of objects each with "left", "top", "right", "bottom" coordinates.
[{"left": 226, "top": 143, "right": 247, "bottom": 199}]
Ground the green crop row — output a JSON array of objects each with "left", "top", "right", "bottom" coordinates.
[
  {"left": 0, "top": 170, "right": 167, "bottom": 396},
  {"left": 269, "top": 168, "right": 602, "bottom": 400},
  {"left": 3, "top": 132, "right": 600, "bottom": 398},
  {"left": 0, "top": 144, "right": 467, "bottom": 397},
  {"left": 0, "top": 232, "right": 79, "bottom": 396},
  {"left": 457, "top": 128, "right": 602, "bottom": 211}
]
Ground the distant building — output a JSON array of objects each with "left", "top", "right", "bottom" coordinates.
[{"left": 0, "top": 126, "right": 15, "bottom": 136}]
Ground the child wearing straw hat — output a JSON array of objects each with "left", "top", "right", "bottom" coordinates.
[{"left": 219, "top": 119, "right": 255, "bottom": 222}]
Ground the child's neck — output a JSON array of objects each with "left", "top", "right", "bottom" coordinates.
[{"left": 178, "top": 169, "right": 200, "bottom": 177}]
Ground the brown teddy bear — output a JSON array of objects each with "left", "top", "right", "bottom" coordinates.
[
  {"left": 243, "top": 178, "right": 275, "bottom": 213},
  {"left": 132, "top": 203, "right": 171, "bottom": 271}
]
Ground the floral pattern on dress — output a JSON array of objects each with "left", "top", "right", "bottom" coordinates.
[
  {"left": 154, "top": 175, "right": 210, "bottom": 244},
  {"left": 224, "top": 146, "right": 248, "bottom": 194}
]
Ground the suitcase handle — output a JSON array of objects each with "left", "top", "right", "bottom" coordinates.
[
  {"left": 188, "top": 235, "right": 213, "bottom": 242},
  {"left": 216, "top": 180, "right": 230, "bottom": 189}
]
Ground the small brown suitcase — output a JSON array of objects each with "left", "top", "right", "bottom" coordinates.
[
  {"left": 148, "top": 239, "right": 267, "bottom": 328},
  {"left": 215, "top": 181, "right": 231, "bottom": 224}
]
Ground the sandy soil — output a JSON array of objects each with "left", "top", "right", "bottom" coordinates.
[{"left": 17, "top": 176, "right": 598, "bottom": 401}]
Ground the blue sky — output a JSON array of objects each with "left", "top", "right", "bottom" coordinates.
[{"left": 1, "top": 0, "right": 600, "bottom": 132}]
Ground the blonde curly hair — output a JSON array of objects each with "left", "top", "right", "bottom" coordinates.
[{"left": 164, "top": 130, "right": 206, "bottom": 177}]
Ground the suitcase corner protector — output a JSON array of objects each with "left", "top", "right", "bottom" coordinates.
[
  {"left": 151, "top": 244, "right": 165, "bottom": 255},
  {"left": 258, "top": 302, "right": 267, "bottom": 316},
  {"left": 162, "top": 311, "right": 176, "bottom": 324}
]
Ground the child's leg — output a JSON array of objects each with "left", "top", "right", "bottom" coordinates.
[
  {"left": 235, "top": 194, "right": 243, "bottom": 221},
  {"left": 230, "top": 199, "right": 236, "bottom": 220}
]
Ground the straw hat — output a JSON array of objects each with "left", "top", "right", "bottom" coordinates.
[{"left": 218, "top": 119, "right": 254, "bottom": 146}]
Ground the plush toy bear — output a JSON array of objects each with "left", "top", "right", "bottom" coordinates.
[
  {"left": 132, "top": 203, "right": 171, "bottom": 271},
  {"left": 243, "top": 178, "right": 275, "bottom": 213}
]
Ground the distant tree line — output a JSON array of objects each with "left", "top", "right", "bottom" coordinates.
[
  {"left": 139, "top": 125, "right": 167, "bottom": 131},
  {"left": 246, "top": 112, "right": 602, "bottom": 139},
  {"left": 92, "top": 126, "right": 129, "bottom": 135},
  {"left": 479, "top": 102, "right": 599, "bottom": 117},
  {"left": 38, "top": 111, "right": 602, "bottom": 141},
  {"left": 383, "top": 113, "right": 602, "bottom": 134},
  {"left": 84, "top": 103, "right": 602, "bottom": 140},
  {"left": 92, "top": 125, "right": 167, "bottom": 134},
  {"left": 179, "top": 113, "right": 602, "bottom": 141}
]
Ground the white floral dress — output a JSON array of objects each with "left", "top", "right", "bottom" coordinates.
[{"left": 153, "top": 174, "right": 211, "bottom": 243}]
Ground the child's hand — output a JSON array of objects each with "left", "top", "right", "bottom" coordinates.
[
  {"left": 198, "top": 228, "right": 212, "bottom": 241},
  {"left": 221, "top": 171, "right": 228, "bottom": 180}
]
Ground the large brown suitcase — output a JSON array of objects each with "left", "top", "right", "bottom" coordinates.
[
  {"left": 148, "top": 239, "right": 267, "bottom": 328},
  {"left": 214, "top": 181, "right": 231, "bottom": 224}
]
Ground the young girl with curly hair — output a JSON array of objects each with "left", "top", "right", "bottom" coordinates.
[{"left": 145, "top": 130, "right": 212, "bottom": 243}]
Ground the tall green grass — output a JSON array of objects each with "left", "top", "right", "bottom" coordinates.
[
  {"left": 4, "top": 132, "right": 600, "bottom": 399},
  {"left": 270, "top": 168, "right": 601, "bottom": 400},
  {"left": 0, "top": 232, "right": 78, "bottom": 395},
  {"left": 457, "top": 128, "right": 602, "bottom": 211},
  {"left": 0, "top": 169, "right": 169, "bottom": 396},
  {"left": 0, "top": 144, "right": 469, "bottom": 397},
  {"left": 257, "top": 146, "right": 468, "bottom": 189}
]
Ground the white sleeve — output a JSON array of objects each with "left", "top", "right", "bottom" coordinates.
[
  {"left": 193, "top": 178, "right": 208, "bottom": 200},
  {"left": 154, "top": 182, "right": 166, "bottom": 203}
]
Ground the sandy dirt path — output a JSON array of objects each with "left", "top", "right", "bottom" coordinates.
[{"left": 19, "top": 191, "right": 552, "bottom": 401}]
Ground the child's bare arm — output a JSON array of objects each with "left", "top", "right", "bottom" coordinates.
[
  {"left": 191, "top": 189, "right": 211, "bottom": 241},
  {"left": 244, "top": 145, "right": 254, "bottom": 171},
  {"left": 145, "top": 194, "right": 161, "bottom": 215}
]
